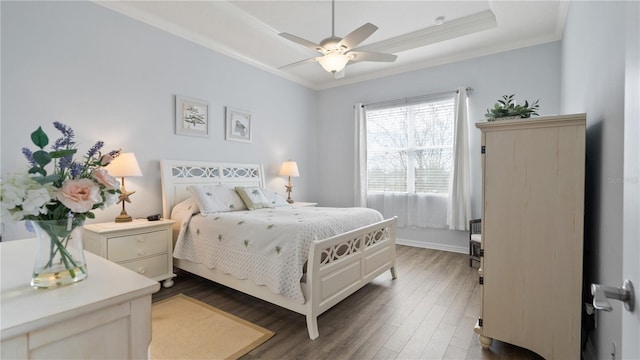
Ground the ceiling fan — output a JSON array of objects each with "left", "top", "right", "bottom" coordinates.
[{"left": 278, "top": 0, "right": 397, "bottom": 78}]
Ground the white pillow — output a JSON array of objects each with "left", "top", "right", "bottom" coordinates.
[
  {"left": 187, "top": 184, "right": 247, "bottom": 215},
  {"left": 170, "top": 197, "right": 199, "bottom": 234},
  {"left": 171, "top": 197, "right": 199, "bottom": 218},
  {"left": 261, "top": 189, "right": 290, "bottom": 207},
  {"left": 235, "top": 186, "right": 273, "bottom": 210}
]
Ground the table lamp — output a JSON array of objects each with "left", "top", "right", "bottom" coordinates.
[
  {"left": 105, "top": 152, "right": 142, "bottom": 222},
  {"left": 279, "top": 160, "right": 299, "bottom": 204}
]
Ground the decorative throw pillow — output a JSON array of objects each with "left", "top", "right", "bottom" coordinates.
[
  {"left": 261, "top": 189, "right": 290, "bottom": 207},
  {"left": 235, "top": 186, "right": 274, "bottom": 210},
  {"left": 187, "top": 184, "right": 247, "bottom": 215}
]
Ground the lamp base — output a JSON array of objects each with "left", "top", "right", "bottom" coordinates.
[
  {"left": 285, "top": 181, "right": 294, "bottom": 204},
  {"left": 115, "top": 212, "right": 132, "bottom": 223}
]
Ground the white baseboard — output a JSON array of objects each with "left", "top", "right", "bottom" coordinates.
[{"left": 396, "top": 238, "right": 468, "bottom": 254}]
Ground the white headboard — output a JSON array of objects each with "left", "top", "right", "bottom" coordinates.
[{"left": 160, "top": 160, "right": 265, "bottom": 218}]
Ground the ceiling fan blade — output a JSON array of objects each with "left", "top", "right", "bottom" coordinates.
[
  {"left": 338, "top": 23, "right": 378, "bottom": 50},
  {"left": 278, "top": 56, "right": 320, "bottom": 70},
  {"left": 347, "top": 51, "right": 397, "bottom": 62},
  {"left": 279, "top": 32, "right": 323, "bottom": 53}
]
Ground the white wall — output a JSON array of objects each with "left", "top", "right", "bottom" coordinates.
[
  {"left": 560, "top": 1, "right": 631, "bottom": 358},
  {"left": 316, "top": 42, "right": 561, "bottom": 250},
  {"left": 0, "top": 1, "right": 318, "bottom": 240}
]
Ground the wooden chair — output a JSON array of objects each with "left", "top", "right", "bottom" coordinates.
[{"left": 469, "top": 219, "right": 482, "bottom": 267}]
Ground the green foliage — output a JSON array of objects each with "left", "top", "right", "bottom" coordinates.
[
  {"left": 28, "top": 126, "right": 77, "bottom": 180},
  {"left": 31, "top": 126, "right": 49, "bottom": 148},
  {"left": 484, "top": 94, "right": 540, "bottom": 121}
]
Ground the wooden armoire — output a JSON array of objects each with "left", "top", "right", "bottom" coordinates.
[{"left": 474, "top": 114, "right": 586, "bottom": 359}]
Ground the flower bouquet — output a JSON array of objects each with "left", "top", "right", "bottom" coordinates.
[{"left": 1, "top": 122, "right": 121, "bottom": 288}]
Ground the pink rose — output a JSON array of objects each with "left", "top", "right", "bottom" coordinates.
[
  {"left": 100, "top": 154, "right": 113, "bottom": 166},
  {"left": 92, "top": 169, "right": 119, "bottom": 189},
  {"left": 57, "top": 179, "right": 101, "bottom": 213}
]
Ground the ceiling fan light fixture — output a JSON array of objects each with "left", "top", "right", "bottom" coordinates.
[
  {"left": 278, "top": 0, "right": 396, "bottom": 77},
  {"left": 318, "top": 52, "right": 349, "bottom": 73}
]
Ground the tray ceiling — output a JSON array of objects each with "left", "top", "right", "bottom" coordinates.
[{"left": 95, "top": 1, "right": 569, "bottom": 90}]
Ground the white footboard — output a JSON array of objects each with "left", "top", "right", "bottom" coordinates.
[{"left": 305, "top": 216, "right": 397, "bottom": 339}]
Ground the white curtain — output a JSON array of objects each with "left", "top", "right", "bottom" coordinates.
[
  {"left": 354, "top": 103, "right": 367, "bottom": 207},
  {"left": 367, "top": 192, "right": 448, "bottom": 228},
  {"left": 447, "top": 87, "right": 471, "bottom": 230},
  {"left": 354, "top": 89, "right": 471, "bottom": 230}
]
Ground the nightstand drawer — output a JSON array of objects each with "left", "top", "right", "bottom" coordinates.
[
  {"left": 118, "top": 254, "right": 168, "bottom": 278},
  {"left": 83, "top": 219, "right": 176, "bottom": 287},
  {"left": 107, "top": 230, "right": 168, "bottom": 262}
]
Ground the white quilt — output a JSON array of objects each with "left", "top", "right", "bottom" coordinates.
[{"left": 172, "top": 206, "right": 383, "bottom": 303}]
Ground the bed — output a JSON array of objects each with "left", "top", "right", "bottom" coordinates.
[{"left": 160, "top": 160, "right": 397, "bottom": 339}]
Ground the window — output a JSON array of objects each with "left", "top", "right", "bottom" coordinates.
[{"left": 365, "top": 96, "right": 455, "bottom": 194}]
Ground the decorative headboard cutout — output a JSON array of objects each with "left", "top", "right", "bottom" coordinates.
[{"left": 160, "top": 160, "right": 265, "bottom": 218}]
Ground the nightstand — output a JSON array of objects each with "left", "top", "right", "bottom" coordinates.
[
  {"left": 291, "top": 202, "right": 317, "bottom": 207},
  {"left": 83, "top": 219, "right": 176, "bottom": 288}
]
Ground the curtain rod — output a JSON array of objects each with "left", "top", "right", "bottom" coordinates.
[{"left": 362, "top": 87, "right": 473, "bottom": 108}]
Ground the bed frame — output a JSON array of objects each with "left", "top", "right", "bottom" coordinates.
[{"left": 160, "top": 160, "right": 397, "bottom": 339}]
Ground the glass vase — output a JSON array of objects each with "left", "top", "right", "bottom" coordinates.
[{"left": 30, "top": 218, "right": 87, "bottom": 288}]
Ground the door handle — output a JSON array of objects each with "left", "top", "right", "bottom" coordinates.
[{"left": 591, "top": 279, "right": 635, "bottom": 312}]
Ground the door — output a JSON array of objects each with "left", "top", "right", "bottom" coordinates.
[{"left": 622, "top": 1, "right": 639, "bottom": 357}]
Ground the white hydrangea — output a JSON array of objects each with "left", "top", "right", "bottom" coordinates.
[
  {"left": 101, "top": 191, "right": 120, "bottom": 208},
  {"left": 22, "top": 188, "right": 53, "bottom": 216},
  {"left": 1, "top": 173, "right": 54, "bottom": 220}
]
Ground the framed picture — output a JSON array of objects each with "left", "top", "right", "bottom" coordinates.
[
  {"left": 225, "top": 107, "right": 252, "bottom": 143},
  {"left": 175, "top": 95, "right": 209, "bottom": 137}
]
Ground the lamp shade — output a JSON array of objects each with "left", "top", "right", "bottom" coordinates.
[
  {"left": 318, "top": 53, "right": 349, "bottom": 73},
  {"left": 279, "top": 161, "right": 300, "bottom": 177},
  {"left": 105, "top": 153, "right": 142, "bottom": 177}
]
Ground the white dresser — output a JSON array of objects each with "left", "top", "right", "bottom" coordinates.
[
  {"left": 474, "top": 114, "right": 586, "bottom": 359},
  {"left": 1, "top": 238, "right": 160, "bottom": 359},
  {"left": 84, "top": 219, "right": 176, "bottom": 288}
]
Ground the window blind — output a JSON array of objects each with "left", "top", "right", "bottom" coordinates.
[{"left": 365, "top": 97, "right": 455, "bottom": 194}]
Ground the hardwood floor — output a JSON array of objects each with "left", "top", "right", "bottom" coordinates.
[{"left": 152, "top": 245, "right": 543, "bottom": 359}]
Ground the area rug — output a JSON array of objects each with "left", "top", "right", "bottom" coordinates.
[{"left": 151, "top": 294, "right": 274, "bottom": 359}]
